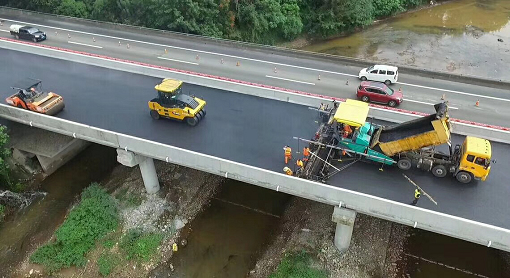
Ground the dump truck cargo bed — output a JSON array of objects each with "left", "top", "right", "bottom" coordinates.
[{"left": 371, "top": 103, "right": 451, "bottom": 156}]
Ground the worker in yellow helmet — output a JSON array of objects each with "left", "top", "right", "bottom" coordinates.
[
  {"left": 283, "top": 166, "right": 293, "bottom": 176},
  {"left": 296, "top": 159, "right": 304, "bottom": 169}
]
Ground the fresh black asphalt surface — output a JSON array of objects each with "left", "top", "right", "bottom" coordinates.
[{"left": 1, "top": 49, "right": 509, "bottom": 229}]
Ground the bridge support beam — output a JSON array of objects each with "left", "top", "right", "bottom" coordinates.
[
  {"left": 116, "top": 149, "right": 160, "bottom": 194},
  {"left": 331, "top": 206, "right": 357, "bottom": 254}
]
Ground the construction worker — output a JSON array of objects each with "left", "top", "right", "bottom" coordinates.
[
  {"left": 343, "top": 124, "right": 352, "bottom": 138},
  {"left": 303, "top": 147, "right": 310, "bottom": 162},
  {"left": 283, "top": 166, "right": 293, "bottom": 176},
  {"left": 296, "top": 159, "right": 304, "bottom": 169},
  {"left": 283, "top": 145, "right": 292, "bottom": 164},
  {"left": 410, "top": 189, "right": 421, "bottom": 206}
]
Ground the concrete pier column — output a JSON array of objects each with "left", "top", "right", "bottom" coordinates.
[
  {"left": 116, "top": 149, "right": 160, "bottom": 194},
  {"left": 331, "top": 206, "right": 357, "bottom": 254},
  {"left": 138, "top": 157, "right": 160, "bottom": 194}
]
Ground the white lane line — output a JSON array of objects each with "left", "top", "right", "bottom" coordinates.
[
  {"left": 397, "top": 81, "right": 510, "bottom": 102},
  {"left": 2, "top": 18, "right": 505, "bottom": 102},
  {"left": 405, "top": 99, "right": 458, "bottom": 110},
  {"left": 0, "top": 30, "right": 9, "bottom": 33},
  {"left": 1, "top": 19, "right": 357, "bottom": 77},
  {"left": 157, "top": 56, "right": 198, "bottom": 65},
  {"left": 265, "top": 75, "right": 315, "bottom": 85},
  {"left": 68, "top": 41, "right": 102, "bottom": 48}
]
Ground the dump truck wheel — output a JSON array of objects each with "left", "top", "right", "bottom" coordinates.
[
  {"left": 361, "top": 96, "right": 370, "bottom": 102},
  {"left": 150, "top": 110, "right": 160, "bottom": 120},
  {"left": 432, "top": 165, "right": 447, "bottom": 178},
  {"left": 397, "top": 158, "right": 412, "bottom": 170},
  {"left": 456, "top": 171, "right": 472, "bottom": 183},
  {"left": 186, "top": 116, "right": 198, "bottom": 126}
]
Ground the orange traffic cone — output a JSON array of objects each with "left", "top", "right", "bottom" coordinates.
[
  {"left": 318, "top": 74, "right": 321, "bottom": 80},
  {"left": 475, "top": 100, "right": 479, "bottom": 107},
  {"left": 274, "top": 67, "right": 277, "bottom": 73},
  {"left": 236, "top": 61, "right": 240, "bottom": 66},
  {"left": 441, "top": 94, "right": 445, "bottom": 100},
  {"left": 196, "top": 55, "right": 199, "bottom": 60}
]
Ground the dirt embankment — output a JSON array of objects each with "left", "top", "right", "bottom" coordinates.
[
  {"left": 248, "top": 197, "right": 409, "bottom": 278},
  {"left": 15, "top": 160, "right": 224, "bottom": 278}
]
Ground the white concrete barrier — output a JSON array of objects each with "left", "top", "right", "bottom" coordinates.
[
  {"left": 0, "top": 103, "right": 509, "bottom": 252},
  {"left": 1, "top": 39, "right": 509, "bottom": 144}
]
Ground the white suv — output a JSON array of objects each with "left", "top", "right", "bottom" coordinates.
[{"left": 358, "top": 65, "right": 398, "bottom": 85}]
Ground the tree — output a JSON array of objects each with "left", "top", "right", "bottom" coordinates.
[
  {"left": 55, "top": 0, "right": 89, "bottom": 18},
  {"left": 0, "top": 125, "right": 12, "bottom": 189}
]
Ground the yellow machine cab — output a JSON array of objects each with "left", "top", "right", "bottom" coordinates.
[{"left": 458, "top": 136, "right": 492, "bottom": 181}]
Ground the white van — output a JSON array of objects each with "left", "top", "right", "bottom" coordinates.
[{"left": 358, "top": 65, "right": 398, "bottom": 85}]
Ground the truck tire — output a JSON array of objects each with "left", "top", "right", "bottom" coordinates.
[
  {"left": 397, "top": 158, "right": 412, "bottom": 170},
  {"left": 150, "top": 110, "right": 160, "bottom": 120},
  {"left": 456, "top": 171, "right": 473, "bottom": 184},
  {"left": 432, "top": 165, "right": 447, "bottom": 178}
]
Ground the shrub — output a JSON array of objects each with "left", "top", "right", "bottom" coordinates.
[
  {"left": 270, "top": 251, "right": 328, "bottom": 278},
  {"left": 30, "top": 183, "right": 119, "bottom": 272},
  {"left": 97, "top": 252, "right": 120, "bottom": 276},
  {"left": 120, "top": 229, "right": 163, "bottom": 262}
]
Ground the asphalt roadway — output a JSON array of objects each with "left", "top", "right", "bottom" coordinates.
[
  {"left": 0, "top": 13, "right": 509, "bottom": 127},
  {"left": 1, "top": 49, "right": 509, "bottom": 230}
]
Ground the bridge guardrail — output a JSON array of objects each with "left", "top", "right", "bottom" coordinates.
[
  {"left": 1, "top": 38, "right": 509, "bottom": 145},
  {"left": 0, "top": 103, "right": 509, "bottom": 252}
]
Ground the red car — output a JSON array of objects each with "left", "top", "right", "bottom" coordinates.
[{"left": 356, "top": 81, "right": 403, "bottom": 107}]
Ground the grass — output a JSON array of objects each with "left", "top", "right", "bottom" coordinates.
[
  {"left": 269, "top": 251, "right": 328, "bottom": 278},
  {"left": 115, "top": 187, "right": 144, "bottom": 207},
  {"left": 97, "top": 252, "right": 121, "bottom": 277},
  {"left": 30, "top": 183, "right": 119, "bottom": 273},
  {"left": 120, "top": 229, "right": 164, "bottom": 263}
]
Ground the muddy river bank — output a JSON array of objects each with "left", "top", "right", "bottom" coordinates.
[{"left": 299, "top": 0, "right": 510, "bottom": 82}]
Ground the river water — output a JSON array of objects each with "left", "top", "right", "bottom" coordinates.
[
  {"left": 0, "top": 144, "right": 117, "bottom": 277},
  {"left": 301, "top": 0, "right": 510, "bottom": 81}
]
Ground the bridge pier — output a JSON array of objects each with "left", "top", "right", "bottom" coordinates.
[
  {"left": 116, "top": 149, "right": 160, "bottom": 194},
  {"left": 332, "top": 206, "right": 357, "bottom": 254}
]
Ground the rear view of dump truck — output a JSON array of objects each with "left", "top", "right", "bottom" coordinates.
[{"left": 5, "top": 79, "right": 65, "bottom": 116}]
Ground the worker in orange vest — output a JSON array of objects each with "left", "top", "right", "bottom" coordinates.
[
  {"left": 283, "top": 166, "right": 293, "bottom": 176},
  {"left": 343, "top": 124, "right": 352, "bottom": 138},
  {"left": 302, "top": 147, "right": 310, "bottom": 162},
  {"left": 283, "top": 145, "right": 292, "bottom": 164}
]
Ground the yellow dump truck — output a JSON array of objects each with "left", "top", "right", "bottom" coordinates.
[{"left": 369, "top": 103, "right": 492, "bottom": 183}]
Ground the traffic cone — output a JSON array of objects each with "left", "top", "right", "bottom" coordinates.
[
  {"left": 165, "top": 48, "right": 168, "bottom": 54},
  {"left": 398, "top": 87, "right": 402, "bottom": 93},
  {"left": 127, "top": 43, "right": 130, "bottom": 49},
  {"left": 236, "top": 61, "right": 240, "bottom": 66},
  {"left": 221, "top": 58, "right": 224, "bottom": 64},
  {"left": 119, "top": 41, "right": 121, "bottom": 46},
  {"left": 196, "top": 55, "right": 199, "bottom": 60},
  {"left": 318, "top": 74, "right": 321, "bottom": 80},
  {"left": 475, "top": 100, "right": 479, "bottom": 107},
  {"left": 441, "top": 93, "right": 445, "bottom": 100},
  {"left": 274, "top": 67, "right": 277, "bottom": 73},
  {"left": 93, "top": 37, "right": 95, "bottom": 42},
  {"left": 346, "top": 80, "right": 349, "bottom": 85},
  {"left": 68, "top": 33, "right": 71, "bottom": 38},
  {"left": 55, "top": 31, "right": 58, "bottom": 35}
]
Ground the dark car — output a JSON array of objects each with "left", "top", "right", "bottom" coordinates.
[
  {"left": 10, "top": 24, "right": 47, "bottom": 42},
  {"left": 356, "top": 81, "right": 403, "bottom": 107}
]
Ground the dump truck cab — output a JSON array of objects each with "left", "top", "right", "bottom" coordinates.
[
  {"left": 6, "top": 79, "right": 65, "bottom": 115},
  {"left": 455, "top": 136, "right": 492, "bottom": 183},
  {"left": 148, "top": 78, "right": 206, "bottom": 126}
]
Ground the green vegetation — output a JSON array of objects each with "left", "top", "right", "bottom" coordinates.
[
  {"left": 115, "top": 187, "right": 145, "bottom": 207},
  {"left": 120, "top": 229, "right": 164, "bottom": 262},
  {"left": 30, "top": 183, "right": 119, "bottom": 272},
  {"left": 5, "top": 0, "right": 428, "bottom": 44},
  {"left": 0, "top": 204, "right": 5, "bottom": 221},
  {"left": 97, "top": 252, "right": 121, "bottom": 276},
  {"left": 270, "top": 251, "right": 328, "bottom": 278}
]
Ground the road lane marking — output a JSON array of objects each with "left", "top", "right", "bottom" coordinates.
[
  {"left": 0, "top": 30, "right": 9, "bottom": 33},
  {"left": 405, "top": 99, "right": 458, "bottom": 110},
  {"left": 397, "top": 81, "right": 510, "bottom": 102},
  {"left": 157, "top": 56, "right": 198, "bottom": 65},
  {"left": 266, "top": 75, "right": 315, "bottom": 85},
  {"left": 68, "top": 41, "right": 103, "bottom": 48},
  {"left": 2, "top": 18, "right": 505, "bottom": 101},
  {"left": 0, "top": 19, "right": 358, "bottom": 77}
]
